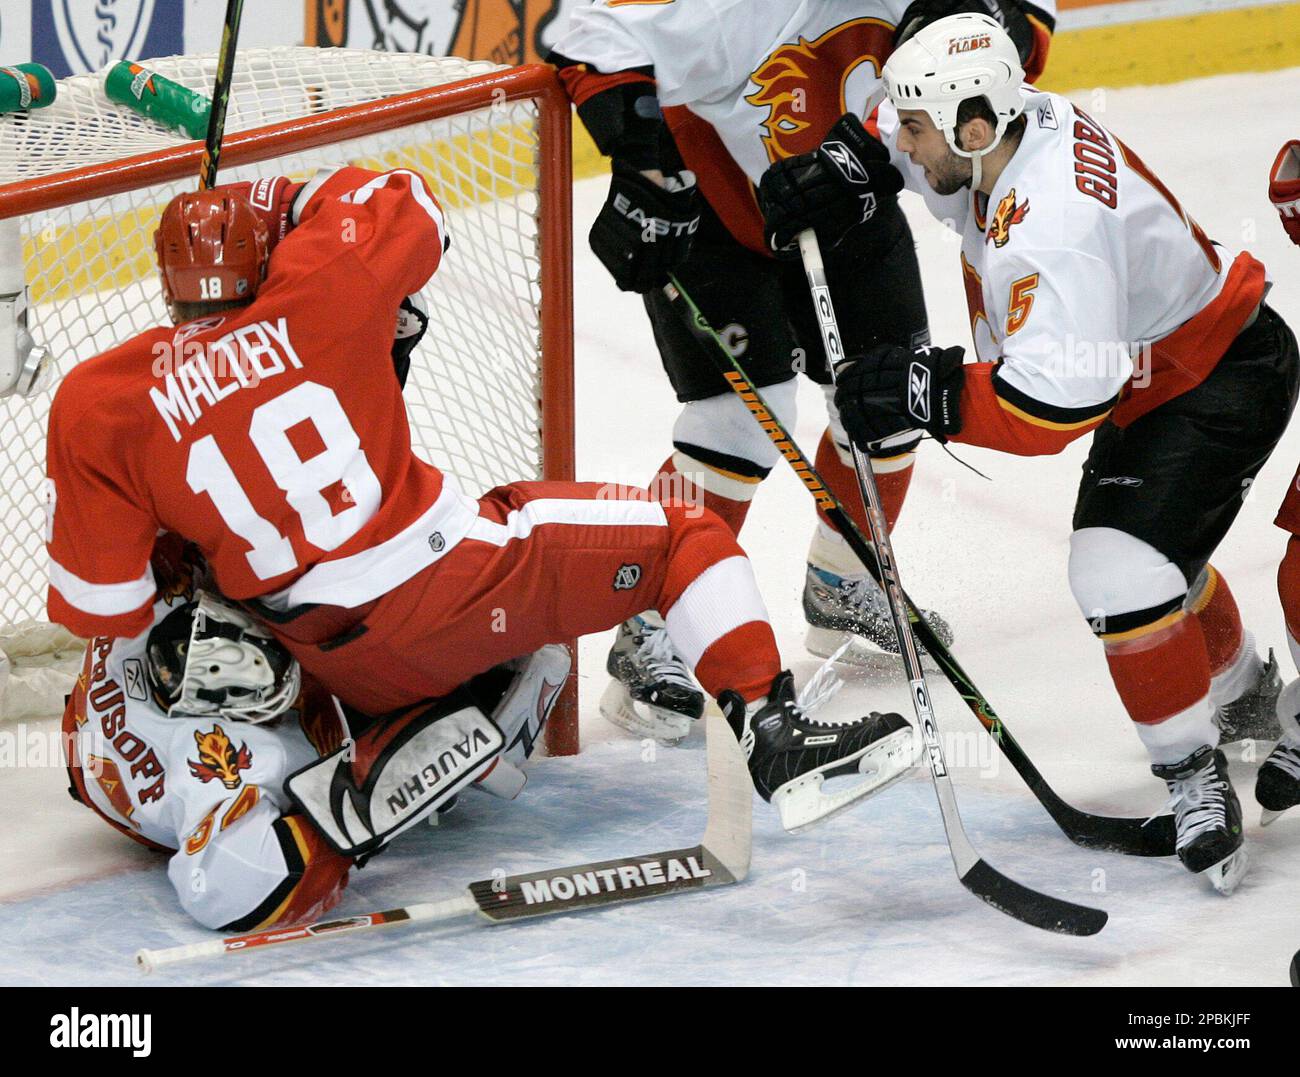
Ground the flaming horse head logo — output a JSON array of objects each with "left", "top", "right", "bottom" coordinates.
[
  {"left": 188, "top": 725, "right": 253, "bottom": 790},
  {"left": 988, "top": 188, "right": 1030, "bottom": 247},
  {"left": 746, "top": 18, "right": 893, "bottom": 163}
]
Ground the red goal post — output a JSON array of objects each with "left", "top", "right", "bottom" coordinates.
[{"left": 0, "top": 52, "right": 579, "bottom": 754}]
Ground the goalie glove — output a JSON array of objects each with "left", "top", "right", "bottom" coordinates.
[
  {"left": 589, "top": 161, "right": 701, "bottom": 293},
  {"left": 1270, "top": 140, "right": 1300, "bottom": 247},
  {"left": 834, "top": 343, "right": 966, "bottom": 449},
  {"left": 0, "top": 291, "right": 51, "bottom": 398},
  {"left": 0, "top": 219, "right": 52, "bottom": 397},
  {"left": 758, "top": 113, "right": 904, "bottom": 258}
]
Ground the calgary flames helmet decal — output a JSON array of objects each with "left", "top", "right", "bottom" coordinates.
[{"left": 746, "top": 18, "right": 894, "bottom": 163}]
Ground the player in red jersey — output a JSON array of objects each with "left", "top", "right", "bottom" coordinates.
[
  {"left": 43, "top": 166, "right": 913, "bottom": 831},
  {"left": 1258, "top": 140, "right": 1300, "bottom": 823}
]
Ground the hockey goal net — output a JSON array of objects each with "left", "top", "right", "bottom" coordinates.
[{"left": 0, "top": 48, "right": 577, "bottom": 752}]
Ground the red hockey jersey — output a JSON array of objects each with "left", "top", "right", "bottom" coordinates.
[{"left": 46, "top": 166, "right": 466, "bottom": 639}]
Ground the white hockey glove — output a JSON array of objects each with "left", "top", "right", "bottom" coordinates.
[{"left": 0, "top": 289, "right": 52, "bottom": 398}]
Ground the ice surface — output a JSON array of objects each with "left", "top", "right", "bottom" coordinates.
[{"left": 4, "top": 68, "right": 1300, "bottom": 986}]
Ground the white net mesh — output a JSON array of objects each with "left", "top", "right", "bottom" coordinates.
[{"left": 0, "top": 48, "right": 563, "bottom": 719}]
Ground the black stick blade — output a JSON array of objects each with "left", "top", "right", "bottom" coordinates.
[
  {"left": 1049, "top": 801, "right": 1177, "bottom": 857},
  {"left": 961, "top": 859, "right": 1108, "bottom": 936}
]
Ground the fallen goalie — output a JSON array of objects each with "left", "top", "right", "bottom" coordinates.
[{"left": 63, "top": 536, "right": 570, "bottom": 932}]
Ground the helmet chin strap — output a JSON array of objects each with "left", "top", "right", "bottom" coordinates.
[{"left": 970, "top": 149, "right": 984, "bottom": 191}]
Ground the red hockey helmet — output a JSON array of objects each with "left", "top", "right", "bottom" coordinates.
[{"left": 154, "top": 188, "right": 270, "bottom": 310}]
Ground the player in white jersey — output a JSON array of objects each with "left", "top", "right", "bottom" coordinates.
[
  {"left": 549, "top": 0, "right": 1056, "bottom": 738},
  {"left": 810, "top": 14, "right": 1300, "bottom": 890},
  {"left": 63, "top": 536, "right": 565, "bottom": 931}
]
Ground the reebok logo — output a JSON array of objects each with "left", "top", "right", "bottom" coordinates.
[
  {"left": 824, "top": 141, "right": 868, "bottom": 185},
  {"left": 908, "top": 362, "right": 931, "bottom": 423}
]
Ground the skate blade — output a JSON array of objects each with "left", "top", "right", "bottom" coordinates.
[
  {"left": 805, "top": 625, "right": 939, "bottom": 673},
  {"left": 598, "top": 679, "right": 693, "bottom": 745},
  {"left": 773, "top": 727, "right": 915, "bottom": 833},
  {"left": 1205, "top": 845, "right": 1250, "bottom": 895},
  {"left": 1260, "top": 806, "right": 1287, "bottom": 827}
]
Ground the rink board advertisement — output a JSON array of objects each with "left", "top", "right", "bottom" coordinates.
[{"left": 1, "top": 1, "right": 1297, "bottom": 87}]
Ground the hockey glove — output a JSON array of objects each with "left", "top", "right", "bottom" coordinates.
[
  {"left": 590, "top": 161, "right": 701, "bottom": 293},
  {"left": 834, "top": 343, "right": 966, "bottom": 448},
  {"left": 1270, "top": 140, "right": 1300, "bottom": 247},
  {"left": 758, "top": 113, "right": 904, "bottom": 258},
  {"left": 894, "top": 0, "right": 1036, "bottom": 65},
  {"left": 217, "top": 176, "right": 302, "bottom": 256},
  {"left": 391, "top": 293, "right": 428, "bottom": 388}
]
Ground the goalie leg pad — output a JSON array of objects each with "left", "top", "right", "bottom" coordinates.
[
  {"left": 469, "top": 643, "right": 572, "bottom": 768},
  {"left": 286, "top": 689, "right": 504, "bottom": 857}
]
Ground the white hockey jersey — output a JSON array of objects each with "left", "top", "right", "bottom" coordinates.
[
  {"left": 64, "top": 591, "right": 353, "bottom": 930},
  {"left": 884, "top": 89, "right": 1268, "bottom": 454},
  {"left": 556, "top": 0, "right": 1055, "bottom": 253}
]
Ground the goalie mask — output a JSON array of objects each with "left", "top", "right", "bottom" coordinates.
[{"left": 146, "top": 592, "right": 301, "bottom": 724}]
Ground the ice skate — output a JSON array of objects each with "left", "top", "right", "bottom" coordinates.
[
  {"left": 718, "top": 668, "right": 914, "bottom": 831},
  {"left": 1151, "top": 746, "right": 1248, "bottom": 895},
  {"left": 1256, "top": 678, "right": 1300, "bottom": 824},
  {"left": 600, "top": 613, "right": 704, "bottom": 743}
]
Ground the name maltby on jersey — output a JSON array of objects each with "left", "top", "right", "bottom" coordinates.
[
  {"left": 1279, "top": 196, "right": 1300, "bottom": 219},
  {"left": 149, "top": 317, "right": 303, "bottom": 441},
  {"left": 519, "top": 855, "right": 713, "bottom": 905}
]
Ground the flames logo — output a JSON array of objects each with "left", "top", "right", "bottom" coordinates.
[
  {"left": 188, "top": 725, "right": 253, "bottom": 790},
  {"left": 746, "top": 18, "right": 893, "bottom": 163},
  {"left": 988, "top": 189, "right": 1030, "bottom": 247}
]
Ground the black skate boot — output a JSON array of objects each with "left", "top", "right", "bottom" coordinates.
[
  {"left": 803, "top": 564, "right": 954, "bottom": 664},
  {"left": 718, "top": 670, "right": 914, "bottom": 831},
  {"left": 1217, "top": 649, "right": 1282, "bottom": 743},
  {"left": 600, "top": 614, "right": 704, "bottom": 743},
  {"left": 1151, "top": 746, "right": 1247, "bottom": 894},
  {"left": 1255, "top": 677, "right": 1300, "bottom": 825}
]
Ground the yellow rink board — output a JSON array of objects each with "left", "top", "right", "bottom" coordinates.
[
  {"left": 1039, "top": 0, "right": 1300, "bottom": 94},
  {"left": 24, "top": 125, "right": 542, "bottom": 304},
  {"left": 24, "top": 3, "right": 1300, "bottom": 302}
]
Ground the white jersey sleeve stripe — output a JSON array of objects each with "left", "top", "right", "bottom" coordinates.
[{"left": 48, "top": 559, "right": 155, "bottom": 618}]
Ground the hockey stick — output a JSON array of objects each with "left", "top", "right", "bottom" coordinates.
[
  {"left": 796, "top": 229, "right": 1105, "bottom": 935},
  {"left": 198, "top": 0, "right": 246, "bottom": 189},
  {"left": 135, "top": 713, "right": 751, "bottom": 973},
  {"left": 662, "top": 275, "right": 1176, "bottom": 859}
]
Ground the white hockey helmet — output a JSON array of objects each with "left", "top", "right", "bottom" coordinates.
[
  {"left": 147, "top": 591, "right": 301, "bottom": 724},
  {"left": 882, "top": 12, "right": 1025, "bottom": 185}
]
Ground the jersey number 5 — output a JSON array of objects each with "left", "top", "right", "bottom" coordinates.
[{"left": 186, "top": 381, "right": 383, "bottom": 579}]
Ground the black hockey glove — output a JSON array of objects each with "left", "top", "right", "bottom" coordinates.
[
  {"left": 391, "top": 293, "right": 428, "bottom": 389},
  {"left": 757, "top": 113, "right": 904, "bottom": 258},
  {"left": 894, "top": 0, "right": 1036, "bottom": 66},
  {"left": 834, "top": 343, "right": 966, "bottom": 448},
  {"left": 589, "top": 160, "right": 701, "bottom": 293}
]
